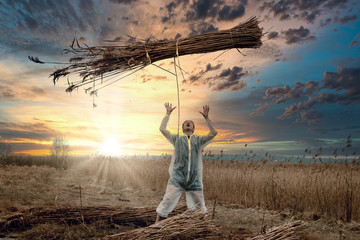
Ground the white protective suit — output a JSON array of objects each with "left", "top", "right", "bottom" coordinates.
[{"left": 156, "top": 113, "right": 217, "bottom": 218}]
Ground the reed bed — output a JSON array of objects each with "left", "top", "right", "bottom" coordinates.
[
  {"left": 28, "top": 17, "right": 262, "bottom": 93},
  {"left": 99, "top": 210, "right": 308, "bottom": 240},
  {"left": 78, "top": 156, "right": 360, "bottom": 222},
  {"left": 1, "top": 205, "right": 186, "bottom": 232}
]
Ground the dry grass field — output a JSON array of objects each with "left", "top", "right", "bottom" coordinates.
[{"left": 1, "top": 155, "right": 360, "bottom": 239}]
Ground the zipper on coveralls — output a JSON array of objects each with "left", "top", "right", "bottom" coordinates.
[{"left": 186, "top": 136, "right": 191, "bottom": 182}]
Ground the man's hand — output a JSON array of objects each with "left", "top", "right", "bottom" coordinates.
[
  {"left": 199, "top": 105, "right": 210, "bottom": 119},
  {"left": 165, "top": 102, "right": 176, "bottom": 115}
]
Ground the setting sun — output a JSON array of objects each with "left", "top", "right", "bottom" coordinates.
[{"left": 99, "top": 138, "right": 122, "bottom": 156}]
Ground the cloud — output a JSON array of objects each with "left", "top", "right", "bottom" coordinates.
[
  {"left": 109, "top": 0, "right": 138, "bottom": 4},
  {"left": 217, "top": 4, "right": 246, "bottom": 21},
  {"left": 319, "top": 18, "right": 332, "bottom": 27},
  {"left": 277, "top": 98, "right": 317, "bottom": 119},
  {"left": 204, "top": 63, "right": 222, "bottom": 72},
  {"left": 249, "top": 102, "right": 269, "bottom": 116},
  {"left": 185, "top": 0, "right": 222, "bottom": 21},
  {"left": 0, "top": 82, "right": 49, "bottom": 102},
  {"left": 0, "top": 85, "right": 15, "bottom": 99},
  {"left": 0, "top": 121, "right": 57, "bottom": 141},
  {"left": 211, "top": 66, "right": 248, "bottom": 91},
  {"left": 333, "top": 14, "right": 358, "bottom": 24},
  {"left": 174, "top": 33, "right": 182, "bottom": 39},
  {"left": 270, "top": 66, "right": 360, "bottom": 123},
  {"left": 140, "top": 74, "right": 167, "bottom": 83},
  {"left": 0, "top": 0, "right": 135, "bottom": 58},
  {"left": 162, "top": 0, "right": 247, "bottom": 24},
  {"left": 282, "top": 26, "right": 316, "bottom": 44},
  {"left": 185, "top": 65, "right": 248, "bottom": 91},
  {"left": 187, "top": 63, "right": 222, "bottom": 83},
  {"left": 259, "top": 0, "right": 351, "bottom": 23},
  {"left": 188, "top": 22, "right": 218, "bottom": 36},
  {"left": 264, "top": 81, "right": 320, "bottom": 103},
  {"left": 267, "top": 31, "right": 279, "bottom": 40},
  {"left": 296, "top": 111, "right": 324, "bottom": 125},
  {"left": 321, "top": 67, "right": 360, "bottom": 104}
]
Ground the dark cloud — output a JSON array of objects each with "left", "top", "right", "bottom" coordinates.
[
  {"left": 211, "top": 66, "right": 248, "bottom": 91},
  {"left": 1, "top": 37, "right": 62, "bottom": 56},
  {"left": 0, "top": 83, "right": 48, "bottom": 101},
  {"left": 321, "top": 67, "right": 360, "bottom": 103},
  {"left": 29, "top": 86, "right": 46, "bottom": 95},
  {"left": 260, "top": 0, "right": 350, "bottom": 23},
  {"left": 296, "top": 111, "right": 324, "bottom": 125},
  {"left": 218, "top": 4, "right": 246, "bottom": 21},
  {"left": 300, "top": 10, "right": 319, "bottom": 23},
  {"left": 277, "top": 98, "right": 317, "bottom": 119},
  {"left": 319, "top": 18, "right": 332, "bottom": 27},
  {"left": 279, "top": 13, "right": 291, "bottom": 20},
  {"left": 0, "top": 0, "right": 126, "bottom": 57},
  {"left": 174, "top": 33, "right": 182, "bottom": 39},
  {"left": 10, "top": 142, "right": 51, "bottom": 153},
  {"left": 213, "top": 79, "right": 247, "bottom": 91},
  {"left": 267, "top": 31, "right": 279, "bottom": 40},
  {"left": 185, "top": 65, "right": 248, "bottom": 91},
  {"left": 0, "top": 86, "right": 15, "bottom": 99},
  {"left": 0, "top": 121, "right": 56, "bottom": 141},
  {"left": 109, "top": 0, "right": 138, "bottom": 4},
  {"left": 162, "top": 0, "right": 247, "bottom": 23},
  {"left": 264, "top": 81, "right": 320, "bottom": 104},
  {"left": 188, "top": 22, "right": 218, "bottom": 36},
  {"left": 333, "top": 14, "right": 358, "bottom": 24},
  {"left": 272, "top": 66, "right": 360, "bottom": 123},
  {"left": 185, "top": 0, "right": 219, "bottom": 21},
  {"left": 161, "top": 0, "right": 190, "bottom": 23},
  {"left": 282, "top": 26, "right": 316, "bottom": 44},
  {"left": 249, "top": 102, "right": 269, "bottom": 116},
  {"left": 188, "top": 75, "right": 201, "bottom": 83},
  {"left": 204, "top": 63, "right": 222, "bottom": 72},
  {"left": 186, "top": 63, "right": 222, "bottom": 83}
]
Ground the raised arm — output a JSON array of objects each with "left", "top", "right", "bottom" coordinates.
[
  {"left": 160, "top": 103, "right": 176, "bottom": 145},
  {"left": 199, "top": 105, "right": 217, "bottom": 147}
]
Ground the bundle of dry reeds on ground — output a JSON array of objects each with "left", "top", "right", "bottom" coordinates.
[
  {"left": 251, "top": 220, "right": 309, "bottom": 240},
  {"left": 29, "top": 17, "right": 262, "bottom": 94},
  {"left": 100, "top": 209, "right": 220, "bottom": 240},
  {"left": 0, "top": 205, "right": 186, "bottom": 232}
]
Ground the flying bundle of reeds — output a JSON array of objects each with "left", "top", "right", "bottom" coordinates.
[{"left": 29, "top": 17, "right": 262, "bottom": 94}]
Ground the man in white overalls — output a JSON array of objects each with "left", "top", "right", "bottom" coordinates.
[{"left": 156, "top": 103, "right": 217, "bottom": 222}]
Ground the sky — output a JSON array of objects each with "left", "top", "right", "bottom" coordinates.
[{"left": 0, "top": 0, "right": 360, "bottom": 158}]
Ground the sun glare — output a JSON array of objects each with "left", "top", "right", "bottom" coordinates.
[{"left": 99, "top": 138, "right": 122, "bottom": 156}]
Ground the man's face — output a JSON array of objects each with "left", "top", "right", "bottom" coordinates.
[{"left": 182, "top": 120, "right": 195, "bottom": 134}]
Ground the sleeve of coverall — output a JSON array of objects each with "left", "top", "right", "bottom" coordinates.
[
  {"left": 200, "top": 118, "right": 218, "bottom": 148},
  {"left": 159, "top": 114, "right": 176, "bottom": 146}
]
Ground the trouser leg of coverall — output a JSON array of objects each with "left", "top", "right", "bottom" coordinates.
[
  {"left": 186, "top": 190, "right": 207, "bottom": 213},
  {"left": 156, "top": 184, "right": 183, "bottom": 218}
]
